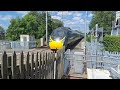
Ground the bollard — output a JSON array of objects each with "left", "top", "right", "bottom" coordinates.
[{"left": 40, "top": 38, "right": 43, "bottom": 47}]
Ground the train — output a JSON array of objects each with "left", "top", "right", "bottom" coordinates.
[{"left": 49, "top": 27, "right": 84, "bottom": 52}]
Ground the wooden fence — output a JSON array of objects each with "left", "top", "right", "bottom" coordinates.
[{"left": 0, "top": 49, "right": 64, "bottom": 79}]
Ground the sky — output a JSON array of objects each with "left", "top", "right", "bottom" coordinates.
[{"left": 0, "top": 11, "right": 93, "bottom": 33}]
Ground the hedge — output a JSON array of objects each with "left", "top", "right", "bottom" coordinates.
[{"left": 103, "top": 35, "right": 120, "bottom": 52}]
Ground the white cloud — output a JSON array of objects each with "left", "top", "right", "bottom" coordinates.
[
  {"left": 51, "top": 15, "right": 61, "bottom": 20},
  {"left": 57, "top": 11, "right": 73, "bottom": 16},
  {"left": 16, "top": 11, "right": 30, "bottom": 17},
  {"left": 88, "top": 13, "right": 93, "bottom": 17},
  {"left": 0, "top": 15, "right": 13, "bottom": 21},
  {"left": 73, "top": 13, "right": 82, "bottom": 17},
  {"left": 80, "top": 19, "right": 84, "bottom": 24},
  {"left": 72, "top": 17, "right": 81, "bottom": 21},
  {"left": 0, "top": 23, "right": 7, "bottom": 29},
  {"left": 64, "top": 19, "right": 85, "bottom": 30}
]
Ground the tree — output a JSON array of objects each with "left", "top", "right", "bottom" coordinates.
[
  {"left": 6, "top": 11, "right": 64, "bottom": 41},
  {"left": 6, "top": 17, "right": 22, "bottom": 40},
  {"left": 89, "top": 11, "right": 116, "bottom": 34},
  {"left": 51, "top": 19, "right": 64, "bottom": 30}
]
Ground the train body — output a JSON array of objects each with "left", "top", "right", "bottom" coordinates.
[{"left": 49, "top": 27, "right": 84, "bottom": 51}]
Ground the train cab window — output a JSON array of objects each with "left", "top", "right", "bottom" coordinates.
[
  {"left": 51, "top": 30, "right": 65, "bottom": 37},
  {"left": 51, "top": 29, "right": 66, "bottom": 40}
]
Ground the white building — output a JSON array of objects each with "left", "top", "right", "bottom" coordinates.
[
  {"left": 111, "top": 11, "right": 120, "bottom": 36},
  {"left": 20, "top": 35, "right": 36, "bottom": 49}
]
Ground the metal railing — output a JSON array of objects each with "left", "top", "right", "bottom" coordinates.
[{"left": 0, "top": 41, "right": 36, "bottom": 50}]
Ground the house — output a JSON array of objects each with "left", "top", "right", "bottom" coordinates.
[
  {"left": 0, "top": 30, "right": 5, "bottom": 40},
  {"left": 111, "top": 11, "right": 120, "bottom": 36}
]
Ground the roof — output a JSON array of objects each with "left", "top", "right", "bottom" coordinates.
[
  {"left": 116, "top": 18, "right": 120, "bottom": 25},
  {"left": 112, "top": 18, "right": 120, "bottom": 28}
]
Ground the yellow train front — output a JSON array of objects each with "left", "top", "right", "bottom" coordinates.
[
  {"left": 49, "top": 27, "right": 84, "bottom": 52},
  {"left": 49, "top": 27, "right": 66, "bottom": 52}
]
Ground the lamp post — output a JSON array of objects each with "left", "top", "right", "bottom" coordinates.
[
  {"left": 84, "top": 11, "right": 88, "bottom": 58},
  {"left": 84, "top": 11, "right": 88, "bottom": 74},
  {"left": 95, "top": 24, "right": 98, "bottom": 68},
  {"left": 46, "top": 11, "right": 48, "bottom": 46}
]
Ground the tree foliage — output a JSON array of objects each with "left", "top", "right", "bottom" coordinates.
[
  {"left": 89, "top": 11, "right": 116, "bottom": 34},
  {"left": 6, "top": 11, "right": 63, "bottom": 41}
]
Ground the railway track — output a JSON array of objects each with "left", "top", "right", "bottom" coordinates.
[{"left": 66, "top": 38, "right": 84, "bottom": 51}]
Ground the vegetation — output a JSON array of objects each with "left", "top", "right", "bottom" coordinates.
[
  {"left": 6, "top": 11, "right": 64, "bottom": 41},
  {"left": 89, "top": 11, "right": 116, "bottom": 34},
  {"left": 103, "top": 35, "right": 120, "bottom": 52},
  {"left": 86, "top": 33, "right": 95, "bottom": 42},
  {"left": 36, "top": 39, "right": 40, "bottom": 48}
]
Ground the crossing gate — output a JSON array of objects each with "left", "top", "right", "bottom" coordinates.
[
  {"left": 64, "top": 49, "right": 120, "bottom": 79},
  {"left": 64, "top": 49, "right": 85, "bottom": 74}
]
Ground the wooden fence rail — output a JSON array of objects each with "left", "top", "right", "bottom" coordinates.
[{"left": 0, "top": 50, "right": 64, "bottom": 79}]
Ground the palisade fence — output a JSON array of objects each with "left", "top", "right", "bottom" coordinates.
[
  {"left": 86, "top": 41, "right": 120, "bottom": 79},
  {"left": 0, "top": 49, "right": 64, "bottom": 79},
  {"left": 86, "top": 41, "right": 120, "bottom": 58}
]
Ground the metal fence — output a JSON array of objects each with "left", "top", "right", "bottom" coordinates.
[
  {"left": 64, "top": 48, "right": 120, "bottom": 79},
  {"left": 0, "top": 41, "right": 11, "bottom": 50},
  {"left": 11, "top": 41, "right": 36, "bottom": 50},
  {"left": 0, "top": 41, "right": 36, "bottom": 50},
  {"left": 86, "top": 41, "right": 120, "bottom": 78},
  {"left": 86, "top": 41, "right": 120, "bottom": 58}
]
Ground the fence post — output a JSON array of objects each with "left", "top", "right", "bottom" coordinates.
[
  {"left": 48, "top": 52, "right": 51, "bottom": 79},
  {"left": 49, "top": 52, "right": 52, "bottom": 79},
  {"left": 26, "top": 52, "right": 30, "bottom": 79},
  {"left": 19, "top": 51, "right": 24, "bottom": 79},
  {"left": 1, "top": 51, "right": 8, "bottom": 79},
  {"left": 54, "top": 53, "right": 57, "bottom": 79},
  {"left": 39, "top": 53, "right": 42, "bottom": 79},
  {"left": 8, "top": 56, "right": 12, "bottom": 79},
  {"left": 45, "top": 52, "right": 48, "bottom": 79},
  {"left": 31, "top": 52, "right": 34, "bottom": 79},
  {"left": 11, "top": 51, "right": 17, "bottom": 79},
  {"left": 41, "top": 52, "right": 44, "bottom": 79},
  {"left": 50, "top": 52, "right": 54, "bottom": 79},
  {"left": 35, "top": 52, "right": 39, "bottom": 79},
  {"left": 61, "top": 50, "right": 64, "bottom": 78},
  {"left": 43, "top": 52, "right": 46, "bottom": 79}
]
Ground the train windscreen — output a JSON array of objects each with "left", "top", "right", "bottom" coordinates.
[{"left": 51, "top": 29, "right": 65, "bottom": 40}]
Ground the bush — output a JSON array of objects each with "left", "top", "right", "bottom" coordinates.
[
  {"left": 86, "top": 35, "right": 95, "bottom": 42},
  {"left": 103, "top": 35, "right": 120, "bottom": 52},
  {"left": 36, "top": 39, "right": 40, "bottom": 48}
]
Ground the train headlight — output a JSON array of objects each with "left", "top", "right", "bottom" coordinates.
[{"left": 55, "top": 38, "right": 60, "bottom": 42}]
